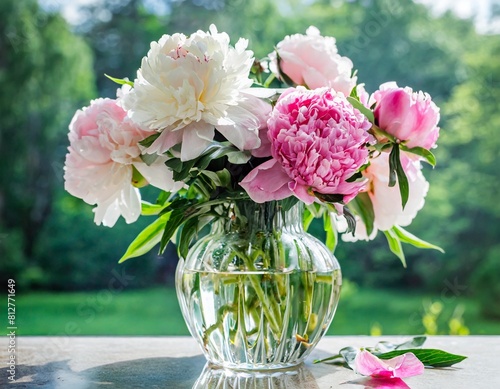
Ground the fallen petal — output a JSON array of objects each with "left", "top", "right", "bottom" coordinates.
[
  {"left": 355, "top": 351, "right": 424, "bottom": 379},
  {"left": 342, "top": 377, "right": 411, "bottom": 389}
]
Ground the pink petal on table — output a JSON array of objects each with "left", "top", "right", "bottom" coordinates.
[
  {"left": 355, "top": 350, "right": 424, "bottom": 379},
  {"left": 343, "top": 377, "right": 411, "bottom": 389}
]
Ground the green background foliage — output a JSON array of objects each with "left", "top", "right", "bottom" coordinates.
[{"left": 1, "top": 0, "right": 499, "bottom": 334}]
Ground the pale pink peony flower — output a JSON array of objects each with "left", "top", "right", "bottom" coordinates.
[
  {"left": 341, "top": 152, "right": 429, "bottom": 241},
  {"left": 373, "top": 82, "right": 440, "bottom": 150},
  {"left": 241, "top": 87, "right": 371, "bottom": 204},
  {"left": 64, "top": 98, "right": 180, "bottom": 227},
  {"left": 121, "top": 24, "right": 261, "bottom": 161},
  {"left": 355, "top": 83, "right": 371, "bottom": 108},
  {"left": 355, "top": 350, "right": 424, "bottom": 378},
  {"left": 269, "top": 26, "right": 356, "bottom": 95},
  {"left": 246, "top": 91, "right": 273, "bottom": 158}
]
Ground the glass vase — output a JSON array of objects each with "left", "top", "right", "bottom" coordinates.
[{"left": 175, "top": 199, "right": 342, "bottom": 370}]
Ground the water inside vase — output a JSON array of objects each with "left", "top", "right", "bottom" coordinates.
[{"left": 178, "top": 268, "right": 341, "bottom": 370}]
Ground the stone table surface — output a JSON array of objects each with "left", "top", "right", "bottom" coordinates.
[{"left": 1, "top": 336, "right": 499, "bottom": 388}]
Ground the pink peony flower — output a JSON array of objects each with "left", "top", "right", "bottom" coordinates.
[
  {"left": 341, "top": 152, "right": 429, "bottom": 241},
  {"left": 373, "top": 82, "right": 440, "bottom": 150},
  {"left": 121, "top": 25, "right": 261, "bottom": 161},
  {"left": 269, "top": 26, "right": 356, "bottom": 96},
  {"left": 355, "top": 350, "right": 424, "bottom": 379},
  {"left": 241, "top": 87, "right": 371, "bottom": 204},
  {"left": 64, "top": 98, "right": 181, "bottom": 227}
]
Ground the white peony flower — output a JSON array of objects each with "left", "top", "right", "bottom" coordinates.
[
  {"left": 64, "top": 98, "right": 182, "bottom": 227},
  {"left": 121, "top": 24, "right": 261, "bottom": 161}
]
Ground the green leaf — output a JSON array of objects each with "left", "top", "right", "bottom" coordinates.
[
  {"left": 281, "top": 196, "right": 299, "bottom": 212},
  {"left": 226, "top": 150, "right": 251, "bottom": 164},
  {"left": 306, "top": 202, "right": 324, "bottom": 218},
  {"left": 349, "top": 193, "right": 375, "bottom": 237},
  {"left": 170, "top": 158, "right": 197, "bottom": 181},
  {"left": 377, "top": 348, "right": 467, "bottom": 368},
  {"left": 118, "top": 214, "right": 169, "bottom": 263},
  {"left": 370, "top": 125, "right": 397, "bottom": 143},
  {"left": 314, "top": 192, "right": 344, "bottom": 203},
  {"left": 302, "top": 208, "right": 315, "bottom": 231},
  {"left": 155, "top": 198, "right": 196, "bottom": 252},
  {"left": 199, "top": 170, "right": 222, "bottom": 188},
  {"left": 313, "top": 353, "right": 345, "bottom": 365},
  {"left": 192, "top": 178, "right": 213, "bottom": 199},
  {"left": 323, "top": 212, "right": 338, "bottom": 252},
  {"left": 140, "top": 153, "right": 159, "bottom": 166},
  {"left": 343, "top": 206, "right": 357, "bottom": 235},
  {"left": 176, "top": 213, "right": 213, "bottom": 259},
  {"left": 347, "top": 96, "right": 375, "bottom": 123},
  {"left": 156, "top": 191, "right": 170, "bottom": 206},
  {"left": 371, "top": 336, "right": 427, "bottom": 354},
  {"left": 345, "top": 171, "right": 363, "bottom": 183},
  {"left": 139, "top": 133, "right": 160, "bottom": 148},
  {"left": 197, "top": 143, "right": 240, "bottom": 169},
  {"left": 165, "top": 158, "right": 183, "bottom": 173},
  {"left": 392, "top": 225, "right": 445, "bottom": 253},
  {"left": 401, "top": 145, "right": 436, "bottom": 166},
  {"left": 350, "top": 84, "right": 359, "bottom": 99},
  {"left": 158, "top": 198, "right": 190, "bottom": 217},
  {"left": 389, "top": 144, "right": 409, "bottom": 209},
  {"left": 275, "top": 50, "right": 296, "bottom": 86},
  {"left": 372, "top": 142, "right": 394, "bottom": 153},
  {"left": 104, "top": 74, "right": 134, "bottom": 87},
  {"left": 177, "top": 217, "right": 200, "bottom": 259},
  {"left": 159, "top": 208, "right": 185, "bottom": 254},
  {"left": 216, "top": 169, "right": 232, "bottom": 188},
  {"left": 388, "top": 146, "right": 398, "bottom": 188},
  {"left": 383, "top": 229, "right": 406, "bottom": 267},
  {"left": 141, "top": 201, "right": 168, "bottom": 216},
  {"left": 167, "top": 142, "right": 244, "bottom": 182},
  {"left": 396, "top": 336, "right": 427, "bottom": 350},
  {"left": 263, "top": 72, "right": 276, "bottom": 88}
]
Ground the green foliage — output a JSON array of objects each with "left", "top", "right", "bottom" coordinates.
[
  {"left": 34, "top": 193, "right": 167, "bottom": 290},
  {"left": 0, "top": 0, "right": 95, "bottom": 286},
  {"left": 378, "top": 348, "right": 467, "bottom": 368},
  {"left": 421, "top": 300, "right": 470, "bottom": 336},
  {"left": 2, "top": 0, "right": 498, "bottom": 298},
  {"left": 347, "top": 96, "right": 374, "bottom": 123},
  {"left": 14, "top": 286, "right": 500, "bottom": 335},
  {"left": 471, "top": 245, "right": 500, "bottom": 319},
  {"left": 314, "top": 336, "right": 467, "bottom": 368},
  {"left": 388, "top": 144, "right": 409, "bottom": 208},
  {"left": 415, "top": 31, "right": 500, "bottom": 300},
  {"left": 0, "top": 228, "right": 29, "bottom": 286},
  {"left": 118, "top": 214, "right": 170, "bottom": 263}
]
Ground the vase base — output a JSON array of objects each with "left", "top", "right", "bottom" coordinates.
[
  {"left": 193, "top": 362, "right": 315, "bottom": 388},
  {"left": 207, "top": 359, "right": 304, "bottom": 372}
]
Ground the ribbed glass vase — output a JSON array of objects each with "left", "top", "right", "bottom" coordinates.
[{"left": 175, "top": 199, "right": 342, "bottom": 370}]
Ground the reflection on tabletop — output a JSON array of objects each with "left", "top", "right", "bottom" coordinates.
[
  {"left": 192, "top": 363, "right": 412, "bottom": 389},
  {"left": 192, "top": 363, "right": 319, "bottom": 389}
]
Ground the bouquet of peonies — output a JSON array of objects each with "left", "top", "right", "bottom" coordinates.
[{"left": 64, "top": 25, "right": 442, "bottom": 263}]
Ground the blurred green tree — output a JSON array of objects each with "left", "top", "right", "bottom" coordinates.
[
  {"left": 432, "top": 32, "right": 500, "bottom": 294},
  {"left": 0, "top": 0, "right": 95, "bottom": 285},
  {"left": 10, "top": 0, "right": 497, "bottom": 297}
]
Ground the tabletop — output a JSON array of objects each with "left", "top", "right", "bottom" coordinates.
[{"left": 1, "top": 336, "right": 499, "bottom": 388}]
